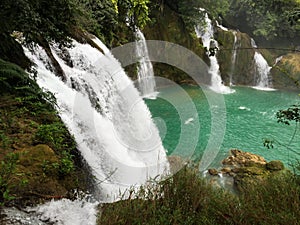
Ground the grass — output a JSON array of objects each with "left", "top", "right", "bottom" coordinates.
[{"left": 98, "top": 166, "right": 300, "bottom": 225}]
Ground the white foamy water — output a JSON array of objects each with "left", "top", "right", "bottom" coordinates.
[
  {"left": 195, "top": 13, "right": 234, "bottom": 94},
  {"left": 230, "top": 31, "right": 238, "bottom": 86},
  {"left": 251, "top": 39, "right": 275, "bottom": 91},
  {"left": 35, "top": 198, "right": 98, "bottom": 225},
  {"left": 23, "top": 38, "right": 169, "bottom": 204},
  {"left": 135, "top": 28, "right": 158, "bottom": 99},
  {"left": 252, "top": 54, "right": 276, "bottom": 90}
]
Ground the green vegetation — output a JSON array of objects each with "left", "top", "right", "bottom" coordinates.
[
  {"left": 0, "top": 60, "right": 87, "bottom": 206},
  {"left": 0, "top": 153, "right": 19, "bottom": 205},
  {"left": 226, "top": 0, "right": 300, "bottom": 41},
  {"left": 98, "top": 166, "right": 300, "bottom": 225}
]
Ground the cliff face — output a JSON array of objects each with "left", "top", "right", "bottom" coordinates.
[
  {"left": 142, "top": 5, "right": 259, "bottom": 87},
  {"left": 271, "top": 53, "right": 300, "bottom": 90},
  {"left": 140, "top": 6, "right": 300, "bottom": 90},
  {"left": 216, "top": 28, "right": 256, "bottom": 86},
  {"left": 142, "top": 4, "right": 205, "bottom": 84}
]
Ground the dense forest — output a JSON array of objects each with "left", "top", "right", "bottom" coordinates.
[{"left": 1, "top": 0, "right": 300, "bottom": 69}]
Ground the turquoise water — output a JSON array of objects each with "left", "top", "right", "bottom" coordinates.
[{"left": 146, "top": 85, "right": 300, "bottom": 169}]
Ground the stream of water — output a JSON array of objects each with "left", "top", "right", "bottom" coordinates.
[
  {"left": 135, "top": 28, "right": 157, "bottom": 99},
  {"left": 195, "top": 13, "right": 234, "bottom": 94}
]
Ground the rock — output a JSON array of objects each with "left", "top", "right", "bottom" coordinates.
[
  {"left": 271, "top": 53, "right": 300, "bottom": 90},
  {"left": 208, "top": 168, "right": 219, "bottom": 176},
  {"left": 266, "top": 160, "right": 284, "bottom": 171},
  {"left": 222, "top": 149, "right": 267, "bottom": 167},
  {"left": 219, "top": 149, "right": 288, "bottom": 192},
  {"left": 216, "top": 29, "right": 256, "bottom": 86},
  {"left": 221, "top": 167, "right": 232, "bottom": 174}
]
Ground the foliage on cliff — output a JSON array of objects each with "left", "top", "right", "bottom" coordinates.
[
  {"left": 0, "top": 60, "right": 88, "bottom": 206},
  {"left": 226, "top": 0, "right": 300, "bottom": 41}
]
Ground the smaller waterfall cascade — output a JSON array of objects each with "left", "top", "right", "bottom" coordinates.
[
  {"left": 135, "top": 29, "right": 157, "bottom": 99},
  {"left": 251, "top": 39, "right": 274, "bottom": 90},
  {"left": 196, "top": 14, "right": 234, "bottom": 94},
  {"left": 229, "top": 31, "right": 239, "bottom": 86}
]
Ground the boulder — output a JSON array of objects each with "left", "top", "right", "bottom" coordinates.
[
  {"left": 271, "top": 53, "right": 300, "bottom": 90},
  {"left": 222, "top": 149, "right": 267, "bottom": 167},
  {"left": 208, "top": 168, "right": 219, "bottom": 176}
]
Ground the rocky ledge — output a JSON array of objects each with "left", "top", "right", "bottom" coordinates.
[{"left": 208, "top": 149, "right": 286, "bottom": 191}]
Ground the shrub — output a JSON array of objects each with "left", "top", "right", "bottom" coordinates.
[{"left": 98, "top": 166, "right": 300, "bottom": 225}]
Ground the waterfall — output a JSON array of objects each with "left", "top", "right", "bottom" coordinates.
[
  {"left": 135, "top": 28, "right": 157, "bottom": 99},
  {"left": 23, "top": 38, "right": 168, "bottom": 203},
  {"left": 229, "top": 31, "right": 238, "bottom": 86},
  {"left": 195, "top": 13, "right": 234, "bottom": 94},
  {"left": 251, "top": 39, "right": 274, "bottom": 90}
]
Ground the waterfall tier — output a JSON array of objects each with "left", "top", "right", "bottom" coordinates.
[
  {"left": 251, "top": 39, "right": 274, "bottom": 91},
  {"left": 23, "top": 38, "right": 169, "bottom": 202},
  {"left": 135, "top": 29, "right": 158, "bottom": 99},
  {"left": 229, "top": 31, "right": 238, "bottom": 86},
  {"left": 195, "top": 13, "right": 234, "bottom": 94}
]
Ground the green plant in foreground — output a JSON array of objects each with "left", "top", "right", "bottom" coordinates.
[
  {"left": 33, "top": 122, "right": 74, "bottom": 152},
  {"left": 0, "top": 153, "right": 19, "bottom": 205},
  {"left": 0, "top": 130, "right": 11, "bottom": 149},
  {"left": 59, "top": 150, "right": 74, "bottom": 177},
  {"left": 98, "top": 166, "right": 300, "bottom": 225}
]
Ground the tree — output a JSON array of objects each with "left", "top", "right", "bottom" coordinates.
[
  {"left": 0, "top": 0, "right": 78, "bottom": 45},
  {"left": 227, "top": 0, "right": 300, "bottom": 40},
  {"left": 115, "top": 0, "right": 151, "bottom": 30},
  {"left": 75, "top": 0, "right": 118, "bottom": 45}
]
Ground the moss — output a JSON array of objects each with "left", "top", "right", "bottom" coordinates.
[
  {"left": 215, "top": 28, "right": 235, "bottom": 84},
  {"left": 271, "top": 53, "right": 300, "bottom": 89},
  {"left": 142, "top": 4, "right": 205, "bottom": 84},
  {"left": 0, "top": 64, "right": 88, "bottom": 206}
]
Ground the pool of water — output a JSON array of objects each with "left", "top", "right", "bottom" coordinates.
[{"left": 146, "top": 85, "right": 300, "bottom": 169}]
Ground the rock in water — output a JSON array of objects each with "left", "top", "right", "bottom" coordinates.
[{"left": 222, "top": 149, "right": 267, "bottom": 167}]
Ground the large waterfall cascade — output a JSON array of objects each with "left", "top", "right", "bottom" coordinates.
[
  {"left": 135, "top": 28, "right": 158, "bottom": 99},
  {"left": 23, "top": 38, "right": 169, "bottom": 204},
  {"left": 251, "top": 39, "right": 274, "bottom": 90},
  {"left": 196, "top": 13, "right": 235, "bottom": 94}
]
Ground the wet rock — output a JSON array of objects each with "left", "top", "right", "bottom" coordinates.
[
  {"left": 208, "top": 168, "right": 219, "bottom": 176},
  {"left": 221, "top": 167, "right": 232, "bottom": 174}
]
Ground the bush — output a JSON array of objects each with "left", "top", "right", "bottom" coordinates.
[
  {"left": 98, "top": 166, "right": 300, "bottom": 225},
  {"left": 98, "top": 167, "right": 239, "bottom": 225},
  {"left": 0, "top": 153, "right": 19, "bottom": 205}
]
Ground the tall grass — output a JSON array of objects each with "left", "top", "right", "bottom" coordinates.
[{"left": 98, "top": 167, "right": 300, "bottom": 225}]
